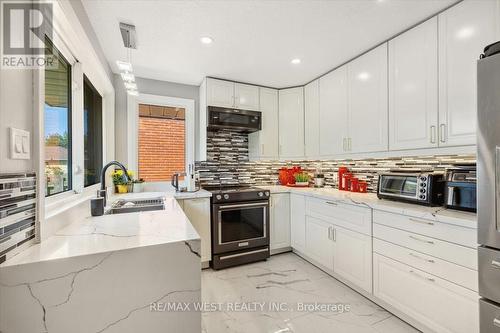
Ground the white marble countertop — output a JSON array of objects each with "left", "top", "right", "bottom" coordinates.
[
  {"left": 1, "top": 193, "right": 200, "bottom": 268},
  {"left": 260, "top": 185, "right": 477, "bottom": 229}
]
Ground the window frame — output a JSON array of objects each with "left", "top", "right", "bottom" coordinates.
[
  {"left": 44, "top": 37, "right": 73, "bottom": 198},
  {"left": 83, "top": 75, "right": 103, "bottom": 188}
]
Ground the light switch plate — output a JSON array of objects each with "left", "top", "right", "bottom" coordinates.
[{"left": 10, "top": 127, "right": 30, "bottom": 159}]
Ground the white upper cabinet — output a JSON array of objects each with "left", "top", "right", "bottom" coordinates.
[
  {"left": 319, "top": 66, "right": 349, "bottom": 156},
  {"left": 438, "top": 0, "right": 500, "bottom": 147},
  {"left": 304, "top": 79, "right": 320, "bottom": 158},
  {"left": 234, "top": 83, "right": 260, "bottom": 111},
  {"left": 206, "top": 78, "right": 235, "bottom": 108},
  {"left": 389, "top": 17, "right": 439, "bottom": 150},
  {"left": 279, "top": 87, "right": 305, "bottom": 159},
  {"left": 248, "top": 87, "right": 279, "bottom": 160},
  {"left": 348, "top": 43, "right": 388, "bottom": 153}
]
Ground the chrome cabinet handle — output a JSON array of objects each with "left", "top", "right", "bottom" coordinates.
[
  {"left": 409, "top": 235, "right": 434, "bottom": 244},
  {"left": 439, "top": 124, "right": 446, "bottom": 143},
  {"left": 409, "top": 252, "right": 435, "bottom": 263},
  {"left": 409, "top": 217, "right": 434, "bottom": 226},
  {"left": 494, "top": 318, "right": 500, "bottom": 328},
  {"left": 328, "top": 226, "right": 332, "bottom": 240},
  {"left": 342, "top": 138, "right": 346, "bottom": 151},
  {"left": 491, "top": 260, "right": 500, "bottom": 269},
  {"left": 348, "top": 138, "right": 352, "bottom": 151},
  {"left": 430, "top": 126, "right": 436, "bottom": 144},
  {"left": 326, "top": 201, "right": 338, "bottom": 206},
  {"left": 409, "top": 270, "right": 435, "bottom": 282},
  {"left": 332, "top": 227, "right": 336, "bottom": 241}
]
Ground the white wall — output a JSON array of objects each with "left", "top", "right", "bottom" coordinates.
[{"left": 0, "top": 67, "right": 34, "bottom": 173}]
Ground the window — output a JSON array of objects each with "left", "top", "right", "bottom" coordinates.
[
  {"left": 44, "top": 37, "right": 72, "bottom": 196},
  {"left": 138, "top": 103, "right": 186, "bottom": 181},
  {"left": 83, "top": 76, "right": 103, "bottom": 187}
]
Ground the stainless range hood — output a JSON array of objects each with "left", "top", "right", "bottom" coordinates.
[{"left": 207, "top": 106, "right": 262, "bottom": 133}]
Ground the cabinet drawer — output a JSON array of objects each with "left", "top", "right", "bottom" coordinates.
[
  {"left": 373, "top": 210, "right": 476, "bottom": 248},
  {"left": 306, "top": 197, "right": 371, "bottom": 235},
  {"left": 374, "top": 238, "right": 477, "bottom": 291},
  {"left": 478, "top": 246, "right": 500, "bottom": 305},
  {"left": 479, "top": 298, "right": 500, "bottom": 333},
  {"left": 373, "top": 223, "right": 477, "bottom": 270},
  {"left": 374, "top": 254, "right": 479, "bottom": 333}
]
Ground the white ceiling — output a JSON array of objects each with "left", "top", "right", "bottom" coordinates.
[{"left": 82, "top": 0, "right": 457, "bottom": 88}]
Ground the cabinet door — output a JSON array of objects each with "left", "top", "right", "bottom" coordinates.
[
  {"left": 332, "top": 225, "right": 372, "bottom": 293},
  {"left": 389, "top": 17, "right": 439, "bottom": 150},
  {"left": 206, "top": 78, "right": 234, "bottom": 108},
  {"left": 373, "top": 254, "right": 479, "bottom": 333},
  {"left": 348, "top": 43, "right": 388, "bottom": 153},
  {"left": 248, "top": 88, "right": 279, "bottom": 159},
  {"left": 290, "top": 194, "right": 306, "bottom": 253},
  {"left": 319, "top": 66, "right": 349, "bottom": 156},
  {"left": 305, "top": 216, "right": 334, "bottom": 272},
  {"left": 438, "top": 0, "right": 500, "bottom": 146},
  {"left": 270, "top": 193, "right": 291, "bottom": 251},
  {"left": 234, "top": 83, "right": 259, "bottom": 111},
  {"left": 304, "top": 79, "right": 320, "bottom": 158},
  {"left": 182, "top": 198, "right": 211, "bottom": 263},
  {"left": 278, "top": 87, "right": 305, "bottom": 158}
]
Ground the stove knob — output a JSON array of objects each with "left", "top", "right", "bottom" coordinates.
[
  {"left": 265, "top": 192, "right": 270, "bottom": 197},
  {"left": 216, "top": 195, "right": 222, "bottom": 200},
  {"left": 223, "top": 194, "right": 229, "bottom": 200},
  {"left": 258, "top": 192, "right": 264, "bottom": 197}
]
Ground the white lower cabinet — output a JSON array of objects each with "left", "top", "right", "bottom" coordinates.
[
  {"left": 270, "top": 193, "right": 291, "bottom": 252},
  {"left": 332, "top": 225, "right": 372, "bottom": 293},
  {"left": 305, "top": 215, "right": 334, "bottom": 272},
  {"left": 178, "top": 198, "right": 211, "bottom": 263},
  {"left": 373, "top": 253, "right": 479, "bottom": 333},
  {"left": 290, "top": 194, "right": 306, "bottom": 253}
]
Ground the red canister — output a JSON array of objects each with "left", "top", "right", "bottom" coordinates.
[
  {"left": 342, "top": 173, "right": 353, "bottom": 192},
  {"left": 350, "top": 177, "right": 359, "bottom": 192},
  {"left": 358, "top": 182, "right": 368, "bottom": 193},
  {"left": 338, "top": 167, "right": 349, "bottom": 190}
]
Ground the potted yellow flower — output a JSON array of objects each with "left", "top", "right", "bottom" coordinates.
[{"left": 112, "top": 169, "right": 134, "bottom": 194}]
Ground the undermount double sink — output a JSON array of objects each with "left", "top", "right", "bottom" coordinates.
[{"left": 105, "top": 197, "right": 165, "bottom": 215}]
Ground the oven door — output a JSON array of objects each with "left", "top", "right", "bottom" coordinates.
[
  {"left": 378, "top": 174, "right": 419, "bottom": 200},
  {"left": 212, "top": 201, "right": 269, "bottom": 254}
]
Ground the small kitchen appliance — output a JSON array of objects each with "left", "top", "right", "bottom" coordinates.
[
  {"left": 207, "top": 106, "right": 261, "bottom": 133},
  {"left": 444, "top": 164, "right": 476, "bottom": 212},
  {"left": 377, "top": 171, "right": 444, "bottom": 206}
]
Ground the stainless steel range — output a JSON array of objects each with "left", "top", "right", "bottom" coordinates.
[{"left": 204, "top": 185, "right": 270, "bottom": 270}]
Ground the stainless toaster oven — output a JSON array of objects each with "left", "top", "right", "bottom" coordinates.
[{"left": 377, "top": 172, "right": 445, "bottom": 206}]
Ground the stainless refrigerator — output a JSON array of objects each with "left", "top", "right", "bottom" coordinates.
[{"left": 478, "top": 43, "right": 500, "bottom": 333}]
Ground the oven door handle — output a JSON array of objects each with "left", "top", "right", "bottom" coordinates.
[{"left": 218, "top": 202, "right": 269, "bottom": 209}]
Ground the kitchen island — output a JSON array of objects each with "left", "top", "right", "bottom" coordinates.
[{"left": 0, "top": 195, "right": 201, "bottom": 333}]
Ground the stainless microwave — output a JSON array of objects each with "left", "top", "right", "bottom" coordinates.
[
  {"left": 377, "top": 172, "right": 445, "bottom": 206},
  {"left": 207, "top": 106, "right": 261, "bottom": 133}
]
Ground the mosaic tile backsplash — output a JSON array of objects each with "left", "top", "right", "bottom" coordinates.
[{"left": 196, "top": 130, "right": 476, "bottom": 193}]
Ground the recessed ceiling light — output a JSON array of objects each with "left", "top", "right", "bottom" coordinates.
[
  {"left": 357, "top": 72, "right": 371, "bottom": 81},
  {"left": 116, "top": 60, "right": 133, "bottom": 72},
  {"left": 200, "top": 36, "right": 214, "bottom": 44},
  {"left": 456, "top": 26, "right": 475, "bottom": 40},
  {"left": 291, "top": 58, "right": 301, "bottom": 65}
]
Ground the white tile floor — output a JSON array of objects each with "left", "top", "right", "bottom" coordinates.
[{"left": 202, "top": 252, "right": 421, "bottom": 333}]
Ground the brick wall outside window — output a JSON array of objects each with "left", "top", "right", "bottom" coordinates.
[{"left": 138, "top": 116, "right": 185, "bottom": 181}]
